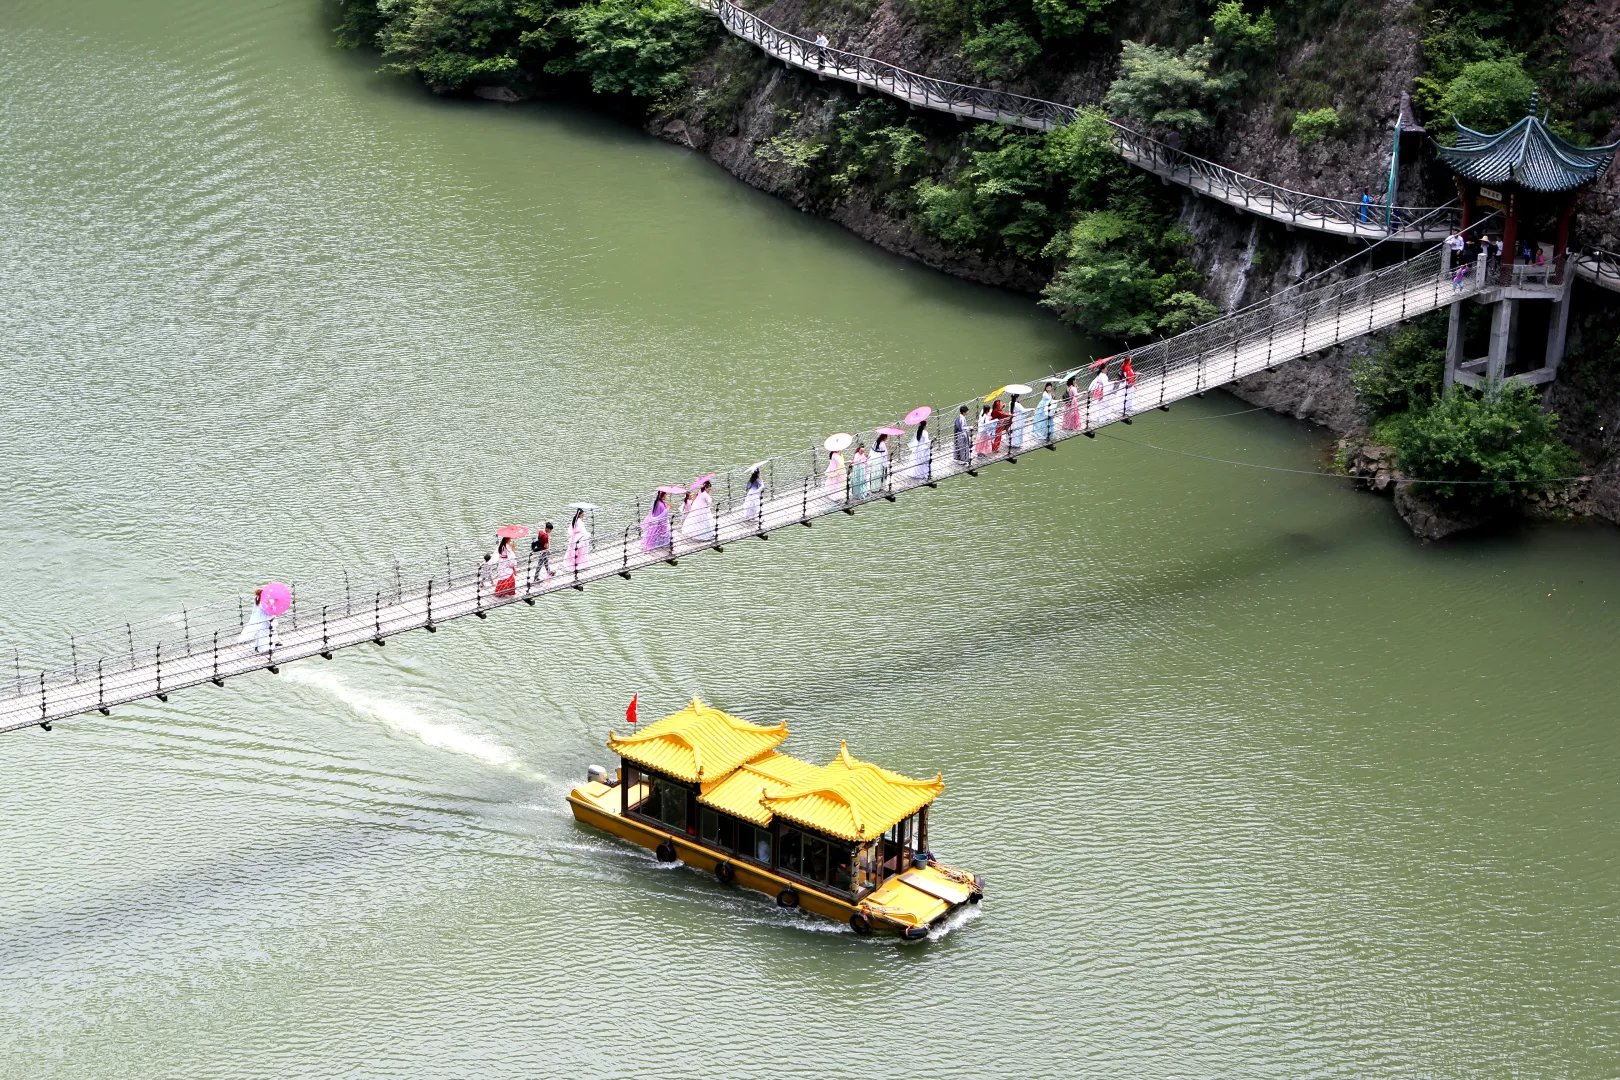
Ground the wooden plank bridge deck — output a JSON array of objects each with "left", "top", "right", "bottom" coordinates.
[
  {"left": 695, "top": 0, "right": 1456, "bottom": 243},
  {"left": 0, "top": 248, "right": 1484, "bottom": 734}
]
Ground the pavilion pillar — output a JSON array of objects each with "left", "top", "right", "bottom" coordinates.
[
  {"left": 1444, "top": 300, "right": 1464, "bottom": 390},
  {"left": 1486, "top": 299, "right": 1516, "bottom": 383},
  {"left": 1456, "top": 179, "right": 1473, "bottom": 233},
  {"left": 1497, "top": 192, "right": 1518, "bottom": 287}
]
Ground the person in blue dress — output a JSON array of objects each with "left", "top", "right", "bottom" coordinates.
[{"left": 1033, "top": 382, "right": 1055, "bottom": 443}]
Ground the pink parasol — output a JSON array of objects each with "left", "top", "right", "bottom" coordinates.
[
  {"left": 1088, "top": 356, "right": 1111, "bottom": 369},
  {"left": 903, "top": 406, "right": 932, "bottom": 425},
  {"left": 259, "top": 581, "right": 292, "bottom": 617},
  {"left": 874, "top": 425, "right": 904, "bottom": 437},
  {"left": 657, "top": 484, "right": 688, "bottom": 495},
  {"left": 689, "top": 474, "right": 716, "bottom": 491},
  {"left": 495, "top": 524, "right": 530, "bottom": 540}
]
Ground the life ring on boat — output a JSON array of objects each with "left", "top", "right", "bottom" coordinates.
[
  {"left": 900, "top": 925, "right": 929, "bottom": 942},
  {"left": 655, "top": 840, "right": 677, "bottom": 863},
  {"left": 849, "top": 911, "right": 873, "bottom": 936},
  {"left": 714, "top": 860, "right": 736, "bottom": 884},
  {"left": 775, "top": 887, "right": 799, "bottom": 909}
]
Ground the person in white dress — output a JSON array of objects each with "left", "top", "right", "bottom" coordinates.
[
  {"left": 908, "top": 420, "right": 931, "bottom": 481},
  {"left": 824, "top": 448, "right": 847, "bottom": 501},
  {"left": 236, "top": 588, "right": 274, "bottom": 654},
  {"left": 743, "top": 466, "right": 764, "bottom": 526},
  {"left": 683, "top": 481, "right": 717, "bottom": 541},
  {"left": 1010, "top": 394, "right": 1032, "bottom": 451}
]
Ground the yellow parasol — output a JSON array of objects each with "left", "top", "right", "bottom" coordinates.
[{"left": 981, "top": 386, "right": 1006, "bottom": 403}]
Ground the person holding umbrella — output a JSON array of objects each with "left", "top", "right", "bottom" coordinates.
[
  {"left": 494, "top": 536, "right": 519, "bottom": 599},
  {"left": 1007, "top": 385, "right": 1033, "bottom": 451},
  {"left": 564, "top": 506, "right": 593, "bottom": 573},
  {"left": 644, "top": 489, "right": 677, "bottom": 552},
  {"left": 823, "top": 434, "right": 852, "bottom": 502},
  {"left": 237, "top": 583, "right": 288, "bottom": 655},
  {"left": 988, "top": 392, "right": 1011, "bottom": 452},
  {"left": 907, "top": 416, "right": 931, "bottom": 482},
  {"left": 682, "top": 478, "right": 717, "bottom": 542}
]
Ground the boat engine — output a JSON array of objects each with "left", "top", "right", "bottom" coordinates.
[{"left": 586, "top": 764, "right": 609, "bottom": 785}]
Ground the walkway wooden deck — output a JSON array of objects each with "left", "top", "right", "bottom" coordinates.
[
  {"left": 696, "top": 0, "right": 1455, "bottom": 243},
  {"left": 0, "top": 249, "right": 1481, "bottom": 734}
]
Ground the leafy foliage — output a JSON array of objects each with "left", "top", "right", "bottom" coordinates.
[
  {"left": 962, "top": 20, "right": 1042, "bottom": 80},
  {"left": 1039, "top": 105, "right": 1125, "bottom": 204},
  {"left": 1104, "top": 40, "right": 1237, "bottom": 134},
  {"left": 1349, "top": 315, "right": 1445, "bottom": 419},
  {"left": 1290, "top": 106, "right": 1341, "bottom": 147},
  {"left": 1393, "top": 384, "right": 1577, "bottom": 512},
  {"left": 913, "top": 125, "right": 1055, "bottom": 259},
  {"left": 370, "top": 0, "right": 551, "bottom": 89},
  {"left": 1210, "top": 1, "right": 1275, "bottom": 60},
  {"left": 547, "top": 0, "right": 713, "bottom": 98},
  {"left": 1438, "top": 57, "right": 1537, "bottom": 132},
  {"left": 825, "top": 99, "right": 931, "bottom": 196},
  {"left": 1039, "top": 190, "right": 1215, "bottom": 337},
  {"left": 756, "top": 132, "right": 827, "bottom": 169}
]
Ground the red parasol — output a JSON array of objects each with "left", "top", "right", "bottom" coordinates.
[{"left": 495, "top": 524, "right": 530, "bottom": 539}]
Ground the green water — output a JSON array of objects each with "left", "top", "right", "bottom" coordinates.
[{"left": 1, "top": 2, "right": 1616, "bottom": 1077}]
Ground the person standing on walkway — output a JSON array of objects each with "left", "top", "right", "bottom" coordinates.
[
  {"left": 1010, "top": 392, "right": 1031, "bottom": 451},
  {"left": 494, "top": 537, "right": 518, "bottom": 599},
  {"left": 237, "top": 588, "right": 274, "bottom": 655},
  {"left": 564, "top": 508, "right": 591, "bottom": 572},
  {"left": 1088, "top": 365, "right": 1111, "bottom": 421},
  {"left": 1119, "top": 356, "right": 1137, "bottom": 418},
  {"left": 909, "top": 420, "right": 931, "bottom": 482},
  {"left": 743, "top": 466, "right": 765, "bottom": 526},
  {"left": 477, "top": 553, "right": 497, "bottom": 600},
  {"left": 814, "top": 31, "right": 829, "bottom": 70},
  {"left": 851, "top": 441, "right": 870, "bottom": 499},
  {"left": 684, "top": 480, "right": 717, "bottom": 541},
  {"left": 642, "top": 493, "right": 671, "bottom": 553},
  {"left": 973, "top": 404, "right": 994, "bottom": 457},
  {"left": 1061, "top": 374, "right": 1082, "bottom": 432},
  {"left": 954, "top": 404, "right": 972, "bottom": 465},
  {"left": 530, "top": 521, "right": 554, "bottom": 583},
  {"left": 1033, "top": 382, "right": 1056, "bottom": 443},
  {"left": 1359, "top": 189, "right": 1373, "bottom": 224},
  {"left": 824, "top": 446, "right": 847, "bottom": 501},
  {"left": 871, "top": 431, "right": 891, "bottom": 493},
  {"left": 989, "top": 395, "right": 1011, "bottom": 452}
]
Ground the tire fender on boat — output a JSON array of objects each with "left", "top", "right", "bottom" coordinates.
[
  {"left": 849, "top": 911, "right": 873, "bottom": 936},
  {"left": 775, "top": 887, "right": 799, "bottom": 909},
  {"left": 655, "top": 840, "right": 677, "bottom": 863},
  {"left": 715, "top": 860, "right": 736, "bottom": 884}
]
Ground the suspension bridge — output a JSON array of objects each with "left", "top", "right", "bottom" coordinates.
[
  {"left": 1, "top": 244, "right": 1497, "bottom": 734},
  {"left": 693, "top": 0, "right": 1454, "bottom": 242}
]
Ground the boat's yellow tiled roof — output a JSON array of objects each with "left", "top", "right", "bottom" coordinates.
[
  {"left": 697, "top": 751, "right": 823, "bottom": 826},
  {"left": 607, "top": 698, "right": 787, "bottom": 783},
  {"left": 761, "top": 743, "right": 943, "bottom": 842}
]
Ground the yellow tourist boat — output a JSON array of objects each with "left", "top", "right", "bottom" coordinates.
[{"left": 567, "top": 698, "right": 984, "bottom": 939}]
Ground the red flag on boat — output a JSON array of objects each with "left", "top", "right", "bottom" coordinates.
[{"left": 626, "top": 694, "right": 638, "bottom": 725}]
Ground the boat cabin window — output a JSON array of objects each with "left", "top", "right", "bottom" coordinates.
[
  {"left": 641, "top": 775, "right": 690, "bottom": 832},
  {"left": 777, "top": 824, "right": 855, "bottom": 895},
  {"left": 698, "top": 808, "right": 772, "bottom": 864}
]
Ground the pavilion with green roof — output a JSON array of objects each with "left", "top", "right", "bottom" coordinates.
[{"left": 1438, "top": 109, "right": 1617, "bottom": 285}]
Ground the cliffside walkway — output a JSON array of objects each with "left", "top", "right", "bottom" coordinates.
[
  {"left": 0, "top": 246, "right": 1486, "bottom": 734},
  {"left": 694, "top": 0, "right": 1454, "bottom": 242},
  {"left": 1573, "top": 248, "right": 1620, "bottom": 292}
]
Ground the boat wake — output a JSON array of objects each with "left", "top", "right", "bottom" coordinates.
[{"left": 285, "top": 666, "right": 532, "bottom": 775}]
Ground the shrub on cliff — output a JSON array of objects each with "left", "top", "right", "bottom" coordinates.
[
  {"left": 1349, "top": 314, "right": 1445, "bottom": 419},
  {"left": 1290, "top": 106, "right": 1341, "bottom": 147},
  {"left": 1439, "top": 57, "right": 1537, "bottom": 132},
  {"left": 362, "top": 0, "right": 550, "bottom": 90},
  {"left": 1392, "top": 383, "right": 1576, "bottom": 512},
  {"left": 548, "top": 0, "right": 714, "bottom": 98},
  {"left": 913, "top": 125, "right": 1055, "bottom": 259},
  {"left": 1039, "top": 205, "right": 1214, "bottom": 338},
  {"left": 1104, "top": 40, "right": 1237, "bottom": 134}
]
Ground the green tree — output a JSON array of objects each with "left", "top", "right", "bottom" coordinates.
[
  {"left": 1030, "top": 0, "right": 1111, "bottom": 41},
  {"left": 548, "top": 0, "right": 713, "bottom": 98},
  {"left": 1393, "top": 383, "right": 1576, "bottom": 512},
  {"left": 371, "top": 0, "right": 550, "bottom": 90},
  {"left": 912, "top": 125, "right": 1056, "bottom": 258},
  {"left": 1104, "top": 39, "right": 1237, "bottom": 134},
  {"left": 1040, "top": 209, "right": 1215, "bottom": 337},
  {"left": 1349, "top": 315, "right": 1445, "bottom": 418},
  {"left": 1290, "top": 106, "right": 1341, "bottom": 147},
  {"left": 962, "top": 20, "right": 1042, "bottom": 80},
  {"left": 1439, "top": 57, "right": 1537, "bottom": 130},
  {"left": 1040, "top": 106, "right": 1126, "bottom": 204},
  {"left": 1210, "top": 1, "right": 1275, "bottom": 59}
]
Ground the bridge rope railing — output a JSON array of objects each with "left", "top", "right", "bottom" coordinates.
[
  {"left": 695, "top": 0, "right": 1454, "bottom": 239},
  {"left": 1572, "top": 247, "right": 1620, "bottom": 289},
  {"left": 0, "top": 243, "right": 1481, "bottom": 727}
]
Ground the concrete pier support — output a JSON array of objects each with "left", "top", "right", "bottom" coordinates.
[
  {"left": 1486, "top": 298, "right": 1516, "bottom": 382},
  {"left": 1544, "top": 277, "right": 1576, "bottom": 378},
  {"left": 1443, "top": 300, "right": 1463, "bottom": 390}
]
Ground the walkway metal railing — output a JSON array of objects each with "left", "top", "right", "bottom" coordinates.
[
  {"left": 694, "top": 0, "right": 1455, "bottom": 240},
  {"left": 1573, "top": 248, "right": 1620, "bottom": 292},
  {"left": 0, "top": 245, "right": 1483, "bottom": 733}
]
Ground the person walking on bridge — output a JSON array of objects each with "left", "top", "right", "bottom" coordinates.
[
  {"left": 908, "top": 420, "right": 931, "bottom": 482},
  {"left": 871, "top": 431, "right": 891, "bottom": 492},
  {"left": 237, "top": 588, "right": 274, "bottom": 655},
  {"left": 683, "top": 479, "right": 717, "bottom": 542},
  {"left": 824, "top": 445, "right": 848, "bottom": 501},
  {"left": 494, "top": 537, "right": 518, "bottom": 599},
  {"left": 1359, "top": 189, "right": 1373, "bottom": 224},
  {"left": 851, "top": 441, "right": 870, "bottom": 499},
  {"left": 531, "top": 521, "right": 554, "bottom": 583},
  {"left": 1009, "top": 392, "right": 1031, "bottom": 451},
  {"left": 1061, "top": 374, "right": 1082, "bottom": 432},
  {"left": 743, "top": 465, "right": 765, "bottom": 526},
  {"left": 989, "top": 395, "right": 1011, "bottom": 453},
  {"left": 1088, "top": 365, "right": 1111, "bottom": 423},
  {"left": 1119, "top": 356, "right": 1137, "bottom": 419},
  {"left": 564, "top": 508, "right": 591, "bottom": 572},
  {"left": 814, "top": 31, "right": 829, "bottom": 70},
  {"left": 973, "top": 404, "right": 994, "bottom": 458},
  {"left": 954, "top": 404, "right": 971, "bottom": 465},
  {"left": 477, "top": 553, "right": 497, "bottom": 602},
  {"left": 1033, "top": 383, "right": 1056, "bottom": 444},
  {"left": 642, "top": 495, "right": 670, "bottom": 553}
]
